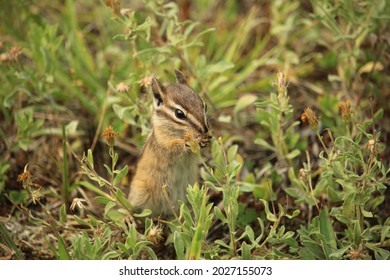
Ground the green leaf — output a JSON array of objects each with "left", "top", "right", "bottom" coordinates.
[
  {"left": 361, "top": 209, "right": 373, "bottom": 218},
  {"left": 113, "top": 165, "right": 128, "bottom": 187},
  {"left": 87, "top": 149, "right": 94, "bottom": 168},
  {"left": 205, "top": 60, "right": 234, "bottom": 74},
  {"left": 319, "top": 206, "right": 337, "bottom": 258},
  {"left": 133, "top": 209, "right": 152, "bottom": 218},
  {"left": 260, "top": 199, "right": 277, "bottom": 222},
  {"left": 233, "top": 94, "right": 257, "bottom": 115},
  {"left": 244, "top": 226, "right": 255, "bottom": 243},
  {"left": 214, "top": 206, "right": 227, "bottom": 223},
  {"left": 241, "top": 242, "right": 251, "bottom": 260},
  {"left": 0, "top": 223, "right": 25, "bottom": 259},
  {"left": 373, "top": 108, "right": 384, "bottom": 121},
  {"left": 329, "top": 246, "right": 350, "bottom": 260},
  {"left": 104, "top": 201, "right": 117, "bottom": 217},
  {"left": 254, "top": 138, "right": 276, "bottom": 151},
  {"left": 115, "top": 189, "right": 133, "bottom": 210},
  {"left": 95, "top": 196, "right": 113, "bottom": 205},
  {"left": 286, "top": 149, "right": 301, "bottom": 159},
  {"left": 353, "top": 220, "right": 362, "bottom": 245},
  {"left": 173, "top": 232, "right": 186, "bottom": 260},
  {"left": 73, "top": 215, "right": 91, "bottom": 227},
  {"left": 58, "top": 238, "right": 70, "bottom": 260},
  {"left": 59, "top": 204, "right": 67, "bottom": 225},
  {"left": 286, "top": 209, "right": 300, "bottom": 219},
  {"left": 284, "top": 187, "right": 301, "bottom": 198},
  {"left": 227, "top": 145, "right": 238, "bottom": 163},
  {"left": 145, "top": 246, "right": 158, "bottom": 260}
]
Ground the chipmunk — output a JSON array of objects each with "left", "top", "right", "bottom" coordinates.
[{"left": 128, "top": 69, "right": 211, "bottom": 216}]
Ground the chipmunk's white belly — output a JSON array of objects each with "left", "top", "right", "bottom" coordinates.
[{"left": 165, "top": 153, "right": 198, "bottom": 211}]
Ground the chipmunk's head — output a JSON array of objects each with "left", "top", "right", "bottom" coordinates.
[{"left": 151, "top": 70, "right": 211, "bottom": 149}]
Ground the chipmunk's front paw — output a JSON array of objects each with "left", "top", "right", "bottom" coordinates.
[
  {"left": 199, "top": 134, "right": 212, "bottom": 147},
  {"left": 184, "top": 131, "right": 212, "bottom": 152}
]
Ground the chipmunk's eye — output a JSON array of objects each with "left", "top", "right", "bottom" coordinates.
[{"left": 175, "top": 109, "right": 186, "bottom": 120}]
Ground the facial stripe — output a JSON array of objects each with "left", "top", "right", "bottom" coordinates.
[
  {"left": 156, "top": 86, "right": 209, "bottom": 135},
  {"left": 156, "top": 109, "right": 186, "bottom": 126}
]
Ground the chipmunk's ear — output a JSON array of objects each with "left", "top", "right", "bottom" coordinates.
[
  {"left": 152, "top": 76, "right": 166, "bottom": 107},
  {"left": 174, "top": 69, "right": 188, "bottom": 84}
]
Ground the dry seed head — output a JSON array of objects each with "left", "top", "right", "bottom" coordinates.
[
  {"left": 120, "top": 8, "right": 132, "bottom": 17},
  {"left": 17, "top": 170, "right": 32, "bottom": 189},
  {"left": 347, "top": 244, "right": 366, "bottom": 260},
  {"left": 32, "top": 189, "right": 42, "bottom": 204},
  {"left": 139, "top": 76, "right": 153, "bottom": 88},
  {"left": 105, "top": 0, "right": 120, "bottom": 16},
  {"left": 116, "top": 82, "right": 130, "bottom": 93},
  {"left": 102, "top": 125, "right": 119, "bottom": 145},
  {"left": 95, "top": 227, "right": 105, "bottom": 238},
  {"left": 338, "top": 99, "right": 352, "bottom": 122},
  {"left": 8, "top": 46, "right": 22, "bottom": 60},
  {"left": 70, "top": 198, "right": 87, "bottom": 211},
  {"left": 147, "top": 224, "right": 164, "bottom": 246},
  {"left": 302, "top": 107, "right": 319, "bottom": 129}
]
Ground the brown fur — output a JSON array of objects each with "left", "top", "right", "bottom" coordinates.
[{"left": 128, "top": 70, "right": 210, "bottom": 216}]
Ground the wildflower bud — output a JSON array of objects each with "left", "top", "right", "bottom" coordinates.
[
  {"left": 299, "top": 168, "right": 307, "bottom": 179},
  {"left": 102, "top": 125, "right": 119, "bottom": 146},
  {"left": 367, "top": 139, "right": 376, "bottom": 154},
  {"left": 277, "top": 71, "right": 286, "bottom": 93},
  {"left": 301, "top": 107, "right": 319, "bottom": 130},
  {"left": 338, "top": 100, "right": 352, "bottom": 122}
]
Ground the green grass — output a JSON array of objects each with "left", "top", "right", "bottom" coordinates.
[{"left": 0, "top": 0, "right": 389, "bottom": 260}]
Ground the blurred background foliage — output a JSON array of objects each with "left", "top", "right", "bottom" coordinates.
[{"left": 0, "top": 0, "right": 389, "bottom": 259}]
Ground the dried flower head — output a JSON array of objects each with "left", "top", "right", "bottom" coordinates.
[
  {"left": 0, "top": 53, "right": 9, "bottom": 64},
  {"left": 116, "top": 82, "right": 130, "bottom": 93},
  {"left": 29, "top": 187, "right": 42, "bottom": 205},
  {"left": 17, "top": 170, "right": 32, "bottom": 189},
  {"left": 105, "top": 0, "right": 120, "bottom": 16},
  {"left": 95, "top": 227, "right": 105, "bottom": 238},
  {"left": 301, "top": 107, "right": 319, "bottom": 129},
  {"left": 338, "top": 100, "right": 352, "bottom": 122},
  {"left": 347, "top": 244, "right": 366, "bottom": 260},
  {"left": 70, "top": 198, "right": 87, "bottom": 211},
  {"left": 147, "top": 224, "right": 164, "bottom": 246},
  {"left": 277, "top": 71, "right": 287, "bottom": 92},
  {"left": 8, "top": 46, "right": 22, "bottom": 60},
  {"left": 120, "top": 8, "right": 132, "bottom": 17},
  {"left": 139, "top": 76, "right": 153, "bottom": 88},
  {"left": 102, "top": 125, "right": 119, "bottom": 145}
]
